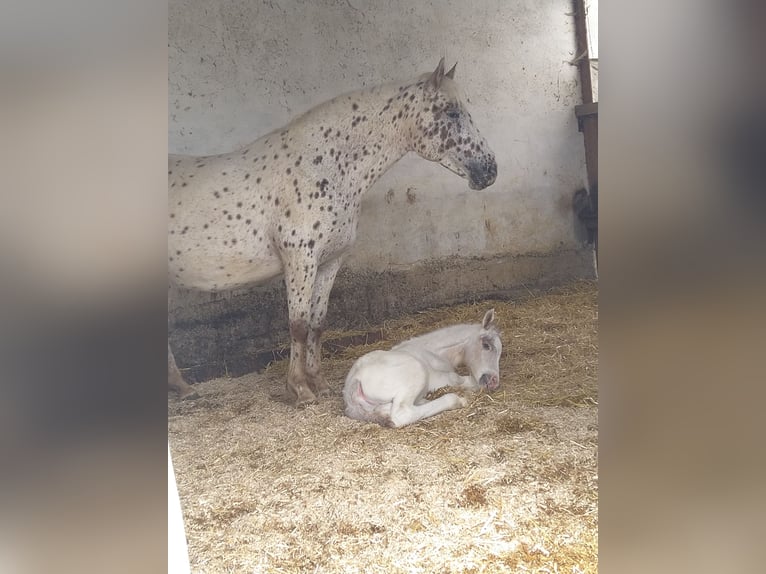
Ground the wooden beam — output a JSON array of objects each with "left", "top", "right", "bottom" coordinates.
[
  {"left": 575, "top": 102, "right": 598, "bottom": 118},
  {"left": 572, "top": 0, "right": 593, "bottom": 104}
]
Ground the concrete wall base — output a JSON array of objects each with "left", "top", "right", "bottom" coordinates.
[{"left": 168, "top": 248, "right": 596, "bottom": 383}]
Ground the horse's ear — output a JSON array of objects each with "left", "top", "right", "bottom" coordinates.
[
  {"left": 428, "top": 57, "right": 446, "bottom": 89},
  {"left": 445, "top": 62, "right": 457, "bottom": 80},
  {"left": 482, "top": 309, "right": 495, "bottom": 330}
]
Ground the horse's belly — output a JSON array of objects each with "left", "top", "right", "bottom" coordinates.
[{"left": 170, "top": 249, "right": 283, "bottom": 292}]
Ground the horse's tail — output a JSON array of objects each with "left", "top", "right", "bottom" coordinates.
[{"left": 343, "top": 377, "right": 392, "bottom": 427}]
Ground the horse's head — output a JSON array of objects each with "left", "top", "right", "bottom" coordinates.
[
  {"left": 464, "top": 309, "right": 502, "bottom": 391},
  {"left": 408, "top": 58, "right": 497, "bottom": 190}
]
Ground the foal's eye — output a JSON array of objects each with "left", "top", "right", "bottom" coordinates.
[
  {"left": 446, "top": 108, "right": 460, "bottom": 120},
  {"left": 482, "top": 341, "right": 491, "bottom": 351}
]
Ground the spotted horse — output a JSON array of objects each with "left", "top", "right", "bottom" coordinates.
[{"left": 168, "top": 58, "right": 498, "bottom": 406}]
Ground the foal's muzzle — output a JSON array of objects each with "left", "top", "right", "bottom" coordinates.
[{"left": 479, "top": 373, "right": 500, "bottom": 391}]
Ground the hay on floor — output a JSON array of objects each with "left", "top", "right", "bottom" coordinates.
[{"left": 168, "top": 281, "right": 598, "bottom": 573}]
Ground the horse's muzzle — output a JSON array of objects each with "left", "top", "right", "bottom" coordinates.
[
  {"left": 479, "top": 373, "right": 500, "bottom": 391},
  {"left": 468, "top": 157, "right": 498, "bottom": 190}
]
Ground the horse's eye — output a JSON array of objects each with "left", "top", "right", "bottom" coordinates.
[
  {"left": 446, "top": 108, "right": 460, "bottom": 120},
  {"left": 482, "top": 341, "right": 491, "bottom": 351}
]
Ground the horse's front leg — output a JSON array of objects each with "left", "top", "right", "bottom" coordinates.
[
  {"left": 168, "top": 292, "right": 198, "bottom": 400},
  {"left": 282, "top": 252, "right": 319, "bottom": 407},
  {"left": 305, "top": 256, "right": 344, "bottom": 397}
]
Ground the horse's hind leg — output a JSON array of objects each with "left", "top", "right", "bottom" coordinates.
[
  {"left": 168, "top": 343, "right": 199, "bottom": 400},
  {"left": 305, "top": 256, "right": 343, "bottom": 397}
]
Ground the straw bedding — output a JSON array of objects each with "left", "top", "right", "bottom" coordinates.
[{"left": 168, "top": 281, "right": 598, "bottom": 573}]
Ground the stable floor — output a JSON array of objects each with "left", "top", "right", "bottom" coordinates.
[{"left": 168, "top": 281, "right": 598, "bottom": 573}]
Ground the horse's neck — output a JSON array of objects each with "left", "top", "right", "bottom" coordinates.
[{"left": 295, "top": 78, "right": 420, "bottom": 189}]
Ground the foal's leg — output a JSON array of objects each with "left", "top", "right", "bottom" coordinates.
[
  {"left": 424, "top": 364, "right": 470, "bottom": 393},
  {"left": 413, "top": 370, "right": 465, "bottom": 405},
  {"left": 456, "top": 374, "right": 480, "bottom": 390},
  {"left": 305, "top": 257, "right": 343, "bottom": 397},
  {"left": 389, "top": 393, "right": 468, "bottom": 428},
  {"left": 282, "top": 252, "right": 319, "bottom": 406},
  {"left": 389, "top": 369, "right": 468, "bottom": 427}
]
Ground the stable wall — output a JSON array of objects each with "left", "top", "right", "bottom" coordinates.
[{"left": 169, "top": 0, "right": 595, "bottom": 380}]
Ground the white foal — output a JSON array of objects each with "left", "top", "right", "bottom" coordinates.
[{"left": 343, "top": 309, "right": 502, "bottom": 427}]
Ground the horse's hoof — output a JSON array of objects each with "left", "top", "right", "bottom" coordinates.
[
  {"left": 295, "top": 395, "right": 318, "bottom": 408},
  {"left": 306, "top": 374, "right": 330, "bottom": 396},
  {"left": 309, "top": 377, "right": 332, "bottom": 398},
  {"left": 289, "top": 384, "right": 317, "bottom": 407}
]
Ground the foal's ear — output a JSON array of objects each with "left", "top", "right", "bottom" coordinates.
[
  {"left": 445, "top": 62, "right": 457, "bottom": 79},
  {"left": 482, "top": 308, "right": 496, "bottom": 329}
]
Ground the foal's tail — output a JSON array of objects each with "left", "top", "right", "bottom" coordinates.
[
  {"left": 342, "top": 378, "right": 373, "bottom": 420},
  {"left": 343, "top": 378, "right": 392, "bottom": 427}
]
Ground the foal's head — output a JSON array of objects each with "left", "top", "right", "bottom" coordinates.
[{"left": 464, "top": 309, "right": 502, "bottom": 391}]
